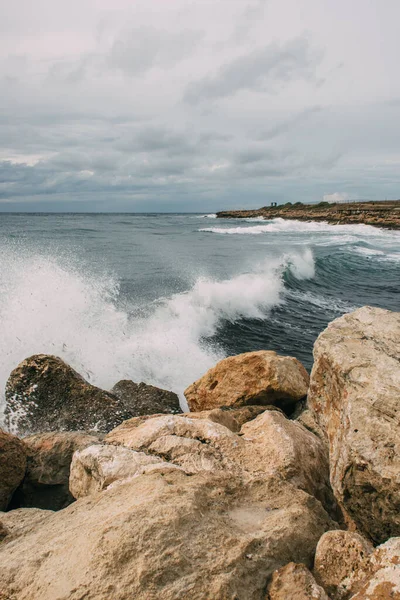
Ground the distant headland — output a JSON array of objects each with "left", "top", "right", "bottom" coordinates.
[{"left": 217, "top": 199, "right": 400, "bottom": 229}]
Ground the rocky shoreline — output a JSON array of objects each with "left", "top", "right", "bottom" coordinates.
[
  {"left": 1, "top": 306, "right": 400, "bottom": 599},
  {"left": 216, "top": 199, "right": 400, "bottom": 229}
]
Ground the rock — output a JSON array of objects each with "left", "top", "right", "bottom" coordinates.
[
  {"left": 307, "top": 307, "right": 400, "bottom": 543},
  {"left": 296, "top": 408, "right": 326, "bottom": 441},
  {"left": 69, "top": 444, "right": 182, "bottom": 498},
  {"left": 112, "top": 379, "right": 182, "bottom": 415},
  {"left": 268, "top": 562, "right": 330, "bottom": 599},
  {"left": 4, "top": 354, "right": 137, "bottom": 435},
  {"left": 184, "top": 350, "right": 309, "bottom": 413},
  {"left": 183, "top": 405, "right": 270, "bottom": 432},
  {"left": 348, "top": 538, "right": 400, "bottom": 599},
  {"left": 0, "top": 508, "right": 53, "bottom": 539},
  {"left": 11, "top": 432, "right": 101, "bottom": 510},
  {"left": 0, "top": 471, "right": 336, "bottom": 600},
  {"left": 313, "top": 530, "right": 374, "bottom": 599},
  {"left": 0, "top": 430, "right": 26, "bottom": 510},
  {"left": 0, "top": 521, "right": 10, "bottom": 542},
  {"left": 105, "top": 410, "right": 337, "bottom": 517}
]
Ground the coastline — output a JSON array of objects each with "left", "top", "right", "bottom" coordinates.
[{"left": 216, "top": 199, "right": 400, "bottom": 229}]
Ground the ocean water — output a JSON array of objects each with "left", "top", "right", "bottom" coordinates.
[{"left": 0, "top": 212, "right": 399, "bottom": 421}]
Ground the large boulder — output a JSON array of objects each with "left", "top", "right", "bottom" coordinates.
[
  {"left": 268, "top": 562, "right": 330, "bottom": 600},
  {"left": 313, "top": 530, "right": 374, "bottom": 599},
  {"left": 4, "top": 355, "right": 136, "bottom": 435},
  {"left": 0, "top": 430, "right": 26, "bottom": 510},
  {"left": 184, "top": 350, "right": 309, "bottom": 413},
  {"left": 0, "top": 508, "right": 53, "bottom": 539},
  {"left": 308, "top": 307, "right": 400, "bottom": 544},
  {"left": 0, "top": 470, "right": 336, "bottom": 600},
  {"left": 105, "top": 409, "right": 337, "bottom": 517},
  {"left": 11, "top": 432, "right": 101, "bottom": 510},
  {"left": 111, "top": 380, "right": 182, "bottom": 415}
]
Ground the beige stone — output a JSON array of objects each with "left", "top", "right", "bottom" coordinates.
[
  {"left": 308, "top": 306, "right": 400, "bottom": 543},
  {"left": 268, "top": 562, "right": 330, "bottom": 599},
  {"left": 184, "top": 350, "right": 309, "bottom": 412},
  {"left": 69, "top": 443, "right": 181, "bottom": 498},
  {"left": 0, "top": 508, "right": 53, "bottom": 539},
  {"left": 0, "top": 430, "right": 26, "bottom": 510},
  {"left": 0, "top": 471, "right": 336, "bottom": 600},
  {"left": 313, "top": 530, "right": 374, "bottom": 599}
]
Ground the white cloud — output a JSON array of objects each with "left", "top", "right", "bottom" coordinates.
[{"left": 323, "top": 192, "right": 350, "bottom": 204}]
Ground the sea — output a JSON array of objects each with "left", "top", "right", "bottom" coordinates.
[{"left": 0, "top": 212, "right": 399, "bottom": 421}]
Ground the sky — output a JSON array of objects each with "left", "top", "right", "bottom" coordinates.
[{"left": 1, "top": 0, "right": 400, "bottom": 212}]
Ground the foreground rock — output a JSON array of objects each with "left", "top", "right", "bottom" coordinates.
[
  {"left": 0, "top": 471, "right": 335, "bottom": 600},
  {"left": 0, "top": 508, "right": 53, "bottom": 539},
  {"left": 5, "top": 355, "right": 141, "bottom": 435},
  {"left": 104, "top": 409, "right": 338, "bottom": 517},
  {"left": 112, "top": 380, "right": 182, "bottom": 415},
  {"left": 0, "top": 430, "right": 26, "bottom": 510},
  {"left": 11, "top": 432, "right": 101, "bottom": 510},
  {"left": 308, "top": 306, "right": 400, "bottom": 544},
  {"left": 268, "top": 563, "right": 329, "bottom": 600},
  {"left": 313, "top": 531, "right": 374, "bottom": 599},
  {"left": 184, "top": 350, "right": 309, "bottom": 413}
]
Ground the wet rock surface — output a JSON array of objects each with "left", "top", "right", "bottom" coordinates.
[{"left": 112, "top": 379, "right": 182, "bottom": 415}]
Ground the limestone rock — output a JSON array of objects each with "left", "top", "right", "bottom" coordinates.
[
  {"left": 105, "top": 410, "right": 337, "bottom": 517},
  {"left": 183, "top": 405, "right": 268, "bottom": 432},
  {"left": 69, "top": 444, "right": 181, "bottom": 498},
  {"left": 349, "top": 538, "right": 400, "bottom": 599},
  {"left": 112, "top": 379, "right": 182, "bottom": 415},
  {"left": 0, "top": 471, "right": 336, "bottom": 600},
  {"left": 0, "top": 430, "right": 26, "bottom": 510},
  {"left": 0, "top": 508, "right": 53, "bottom": 539},
  {"left": 268, "top": 562, "right": 330, "bottom": 599},
  {"left": 308, "top": 306, "right": 400, "bottom": 544},
  {"left": 313, "top": 530, "right": 374, "bottom": 599},
  {"left": 4, "top": 354, "right": 137, "bottom": 435},
  {"left": 11, "top": 432, "right": 101, "bottom": 510},
  {"left": 184, "top": 350, "right": 309, "bottom": 412},
  {"left": 0, "top": 521, "right": 10, "bottom": 542}
]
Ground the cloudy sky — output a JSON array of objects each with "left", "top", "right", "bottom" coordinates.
[{"left": 1, "top": 0, "right": 400, "bottom": 211}]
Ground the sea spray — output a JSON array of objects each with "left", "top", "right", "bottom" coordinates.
[{"left": 0, "top": 243, "right": 315, "bottom": 423}]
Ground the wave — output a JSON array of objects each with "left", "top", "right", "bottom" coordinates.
[
  {"left": 197, "top": 213, "right": 217, "bottom": 218},
  {"left": 200, "top": 217, "right": 396, "bottom": 236},
  {"left": 0, "top": 245, "right": 315, "bottom": 422}
]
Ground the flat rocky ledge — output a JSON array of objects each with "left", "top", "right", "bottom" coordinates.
[{"left": 216, "top": 199, "right": 400, "bottom": 229}]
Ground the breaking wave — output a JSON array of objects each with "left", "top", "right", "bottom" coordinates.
[{"left": 0, "top": 244, "right": 315, "bottom": 422}]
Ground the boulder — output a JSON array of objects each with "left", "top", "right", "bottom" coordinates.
[
  {"left": 0, "top": 471, "right": 336, "bottom": 600},
  {"left": 4, "top": 355, "right": 137, "bottom": 435},
  {"left": 0, "top": 430, "right": 26, "bottom": 510},
  {"left": 184, "top": 350, "right": 309, "bottom": 413},
  {"left": 11, "top": 432, "right": 101, "bottom": 510},
  {"left": 313, "top": 530, "right": 374, "bottom": 599},
  {"left": 112, "top": 380, "right": 182, "bottom": 415},
  {"left": 348, "top": 538, "right": 400, "bottom": 599},
  {"left": 105, "top": 410, "right": 337, "bottom": 517},
  {"left": 0, "top": 521, "right": 10, "bottom": 542},
  {"left": 0, "top": 508, "right": 53, "bottom": 539},
  {"left": 69, "top": 444, "right": 182, "bottom": 498},
  {"left": 308, "top": 307, "right": 400, "bottom": 544},
  {"left": 268, "top": 562, "right": 330, "bottom": 600}
]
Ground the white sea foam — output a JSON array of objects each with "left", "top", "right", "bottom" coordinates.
[
  {"left": 200, "top": 217, "right": 396, "bottom": 236},
  {"left": 0, "top": 245, "right": 315, "bottom": 423}
]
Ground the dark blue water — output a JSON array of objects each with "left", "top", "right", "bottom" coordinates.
[{"left": 0, "top": 212, "right": 399, "bottom": 417}]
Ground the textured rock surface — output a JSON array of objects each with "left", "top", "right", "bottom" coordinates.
[
  {"left": 5, "top": 355, "right": 137, "bottom": 435},
  {"left": 308, "top": 306, "right": 400, "bottom": 543},
  {"left": 69, "top": 443, "right": 181, "bottom": 498},
  {"left": 0, "top": 521, "right": 10, "bottom": 541},
  {"left": 0, "top": 430, "right": 26, "bottom": 510},
  {"left": 268, "top": 562, "right": 330, "bottom": 599},
  {"left": 183, "top": 405, "right": 268, "bottom": 432},
  {"left": 11, "top": 432, "right": 101, "bottom": 510},
  {"left": 112, "top": 379, "right": 182, "bottom": 415},
  {"left": 349, "top": 538, "right": 400, "bottom": 599},
  {"left": 0, "top": 508, "right": 53, "bottom": 539},
  {"left": 184, "top": 350, "right": 309, "bottom": 412},
  {"left": 105, "top": 409, "right": 337, "bottom": 517},
  {"left": 314, "top": 530, "right": 374, "bottom": 599},
  {"left": 0, "top": 471, "right": 335, "bottom": 600}
]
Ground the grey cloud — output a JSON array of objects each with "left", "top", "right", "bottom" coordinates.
[
  {"left": 184, "top": 37, "right": 322, "bottom": 104},
  {"left": 232, "top": 0, "right": 268, "bottom": 42},
  {"left": 256, "top": 106, "right": 323, "bottom": 140},
  {"left": 106, "top": 27, "right": 203, "bottom": 76}
]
